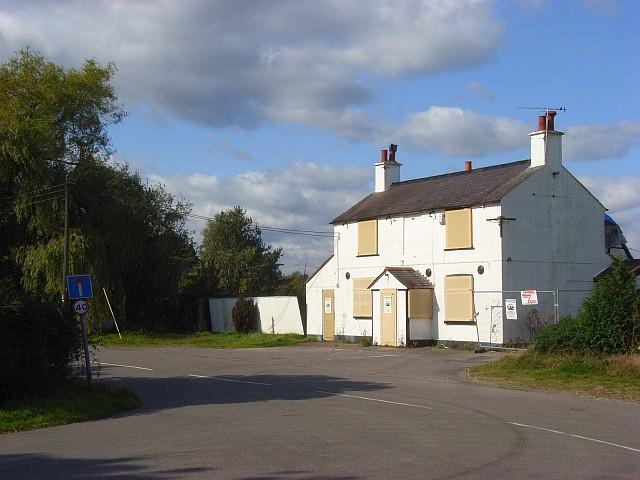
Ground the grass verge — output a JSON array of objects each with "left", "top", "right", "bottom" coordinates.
[
  {"left": 92, "top": 331, "right": 314, "bottom": 349},
  {"left": 468, "top": 351, "right": 640, "bottom": 401},
  {"left": 0, "top": 381, "right": 140, "bottom": 433}
]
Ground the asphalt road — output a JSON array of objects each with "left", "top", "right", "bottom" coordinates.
[{"left": 1, "top": 343, "right": 639, "bottom": 479}]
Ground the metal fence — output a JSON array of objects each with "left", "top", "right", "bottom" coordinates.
[{"left": 474, "top": 290, "right": 559, "bottom": 346}]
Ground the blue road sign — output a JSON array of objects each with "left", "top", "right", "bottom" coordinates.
[{"left": 66, "top": 274, "right": 93, "bottom": 299}]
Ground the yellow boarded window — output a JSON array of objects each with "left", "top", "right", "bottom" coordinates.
[
  {"left": 358, "top": 220, "right": 378, "bottom": 256},
  {"left": 444, "top": 275, "right": 474, "bottom": 322},
  {"left": 408, "top": 289, "right": 433, "bottom": 319},
  {"left": 445, "top": 208, "right": 472, "bottom": 249},
  {"left": 353, "top": 277, "right": 374, "bottom": 317}
]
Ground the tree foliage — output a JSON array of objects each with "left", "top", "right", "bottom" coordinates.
[
  {"left": 1, "top": 49, "right": 124, "bottom": 236},
  {"left": 232, "top": 296, "right": 259, "bottom": 333},
  {"left": 579, "top": 257, "right": 639, "bottom": 354},
  {"left": 200, "top": 206, "right": 282, "bottom": 296},
  {"left": 535, "top": 257, "right": 640, "bottom": 355},
  {"left": 1, "top": 50, "right": 196, "bottom": 330},
  {"left": 0, "top": 289, "right": 80, "bottom": 401}
]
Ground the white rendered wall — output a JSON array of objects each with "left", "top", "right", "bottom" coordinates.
[
  {"left": 372, "top": 290, "right": 381, "bottom": 344},
  {"left": 501, "top": 166, "right": 609, "bottom": 342},
  {"left": 397, "top": 290, "right": 407, "bottom": 346},
  {"left": 375, "top": 162, "right": 401, "bottom": 192},
  {"left": 305, "top": 255, "right": 337, "bottom": 337},
  {"left": 209, "top": 297, "right": 303, "bottom": 334},
  {"left": 327, "top": 204, "right": 504, "bottom": 344}
]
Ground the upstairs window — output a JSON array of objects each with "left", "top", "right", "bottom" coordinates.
[
  {"left": 353, "top": 277, "right": 374, "bottom": 318},
  {"left": 357, "top": 219, "right": 378, "bottom": 256},
  {"left": 445, "top": 208, "right": 473, "bottom": 249},
  {"left": 444, "top": 275, "right": 474, "bottom": 322},
  {"left": 408, "top": 289, "right": 433, "bottom": 319}
]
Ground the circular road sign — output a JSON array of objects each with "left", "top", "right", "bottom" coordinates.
[{"left": 72, "top": 299, "right": 90, "bottom": 315}]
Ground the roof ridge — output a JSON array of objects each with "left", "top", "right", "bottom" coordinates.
[{"left": 390, "top": 159, "right": 531, "bottom": 187}]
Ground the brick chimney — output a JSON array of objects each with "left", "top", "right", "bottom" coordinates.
[
  {"left": 374, "top": 144, "right": 401, "bottom": 192},
  {"left": 529, "top": 111, "right": 564, "bottom": 168}
]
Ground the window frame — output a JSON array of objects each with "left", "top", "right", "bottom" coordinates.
[
  {"left": 444, "top": 274, "right": 475, "bottom": 322},
  {"left": 357, "top": 219, "right": 378, "bottom": 256},
  {"left": 352, "top": 277, "right": 374, "bottom": 318},
  {"left": 408, "top": 288, "right": 433, "bottom": 319},
  {"left": 445, "top": 208, "right": 473, "bottom": 250}
]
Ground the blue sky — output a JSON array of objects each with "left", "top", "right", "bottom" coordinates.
[{"left": 2, "top": 0, "right": 638, "bottom": 273}]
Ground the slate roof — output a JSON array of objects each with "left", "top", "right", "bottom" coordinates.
[
  {"left": 369, "top": 267, "right": 434, "bottom": 290},
  {"left": 332, "top": 160, "right": 541, "bottom": 224},
  {"left": 593, "top": 259, "right": 640, "bottom": 281}
]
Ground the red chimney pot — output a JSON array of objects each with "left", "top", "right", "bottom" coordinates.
[
  {"left": 380, "top": 149, "right": 388, "bottom": 163},
  {"left": 538, "top": 111, "right": 557, "bottom": 131},
  {"left": 547, "top": 111, "right": 556, "bottom": 130},
  {"left": 538, "top": 115, "right": 546, "bottom": 131},
  {"left": 465, "top": 160, "right": 472, "bottom": 171}
]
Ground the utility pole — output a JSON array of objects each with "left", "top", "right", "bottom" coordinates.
[{"left": 62, "top": 174, "right": 69, "bottom": 304}]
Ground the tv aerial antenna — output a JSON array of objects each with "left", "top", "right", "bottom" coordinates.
[{"left": 517, "top": 105, "right": 567, "bottom": 114}]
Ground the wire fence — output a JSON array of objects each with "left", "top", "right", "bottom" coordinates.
[{"left": 474, "top": 290, "right": 559, "bottom": 346}]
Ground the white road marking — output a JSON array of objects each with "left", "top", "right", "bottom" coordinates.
[
  {"left": 96, "top": 362, "right": 154, "bottom": 371},
  {"left": 317, "top": 390, "right": 432, "bottom": 410},
  {"left": 188, "top": 374, "right": 272, "bottom": 386},
  {"left": 508, "top": 422, "right": 640, "bottom": 454},
  {"left": 344, "top": 354, "right": 399, "bottom": 359}
]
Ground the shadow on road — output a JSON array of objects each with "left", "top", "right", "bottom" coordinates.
[
  {"left": 0, "top": 454, "right": 210, "bottom": 479},
  {"left": 232, "top": 472, "right": 359, "bottom": 480},
  {"left": 100, "top": 370, "right": 390, "bottom": 416}
]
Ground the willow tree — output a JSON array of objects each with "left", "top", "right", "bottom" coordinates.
[
  {"left": 1, "top": 50, "right": 195, "bottom": 329},
  {"left": 0, "top": 49, "right": 124, "bottom": 293}
]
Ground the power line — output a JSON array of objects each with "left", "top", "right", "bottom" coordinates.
[
  {"left": 20, "top": 183, "right": 67, "bottom": 196},
  {"left": 186, "top": 213, "right": 335, "bottom": 238},
  {"left": 24, "top": 188, "right": 66, "bottom": 201},
  {"left": 23, "top": 194, "right": 64, "bottom": 207}
]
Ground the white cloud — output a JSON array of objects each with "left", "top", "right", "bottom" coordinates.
[
  {"left": 389, "top": 106, "right": 529, "bottom": 156},
  {"left": 0, "top": 0, "right": 502, "bottom": 136},
  {"left": 564, "top": 122, "right": 640, "bottom": 161},
  {"left": 150, "top": 162, "right": 371, "bottom": 273},
  {"left": 580, "top": 176, "right": 640, "bottom": 251}
]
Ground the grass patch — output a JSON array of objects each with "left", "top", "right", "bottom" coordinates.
[
  {"left": 0, "top": 381, "right": 140, "bottom": 433},
  {"left": 469, "top": 351, "right": 640, "bottom": 401},
  {"left": 92, "top": 331, "right": 314, "bottom": 349}
]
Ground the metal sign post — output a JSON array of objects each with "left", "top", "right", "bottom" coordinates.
[
  {"left": 72, "top": 299, "right": 92, "bottom": 387},
  {"left": 69, "top": 276, "right": 93, "bottom": 387}
]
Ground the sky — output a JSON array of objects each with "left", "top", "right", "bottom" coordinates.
[{"left": 1, "top": 0, "right": 639, "bottom": 274}]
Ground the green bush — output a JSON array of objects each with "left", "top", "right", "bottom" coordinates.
[
  {"left": 0, "top": 291, "right": 81, "bottom": 401},
  {"left": 534, "top": 257, "right": 640, "bottom": 355},
  {"left": 579, "top": 257, "right": 639, "bottom": 354},
  {"left": 534, "top": 316, "right": 584, "bottom": 354},
  {"left": 232, "top": 296, "right": 259, "bottom": 333}
]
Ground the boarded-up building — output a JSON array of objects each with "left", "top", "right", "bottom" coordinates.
[{"left": 306, "top": 112, "right": 614, "bottom": 346}]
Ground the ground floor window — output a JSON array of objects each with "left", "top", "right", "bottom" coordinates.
[{"left": 444, "top": 275, "right": 474, "bottom": 322}]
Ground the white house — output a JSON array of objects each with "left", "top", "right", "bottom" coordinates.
[{"left": 306, "top": 112, "right": 611, "bottom": 346}]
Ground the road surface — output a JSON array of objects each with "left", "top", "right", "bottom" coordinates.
[{"left": 1, "top": 343, "right": 639, "bottom": 479}]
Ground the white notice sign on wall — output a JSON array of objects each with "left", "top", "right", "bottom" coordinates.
[
  {"left": 383, "top": 295, "right": 392, "bottom": 313},
  {"left": 520, "top": 290, "right": 538, "bottom": 305},
  {"left": 505, "top": 299, "right": 517, "bottom": 320},
  {"left": 324, "top": 297, "right": 332, "bottom": 314}
]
